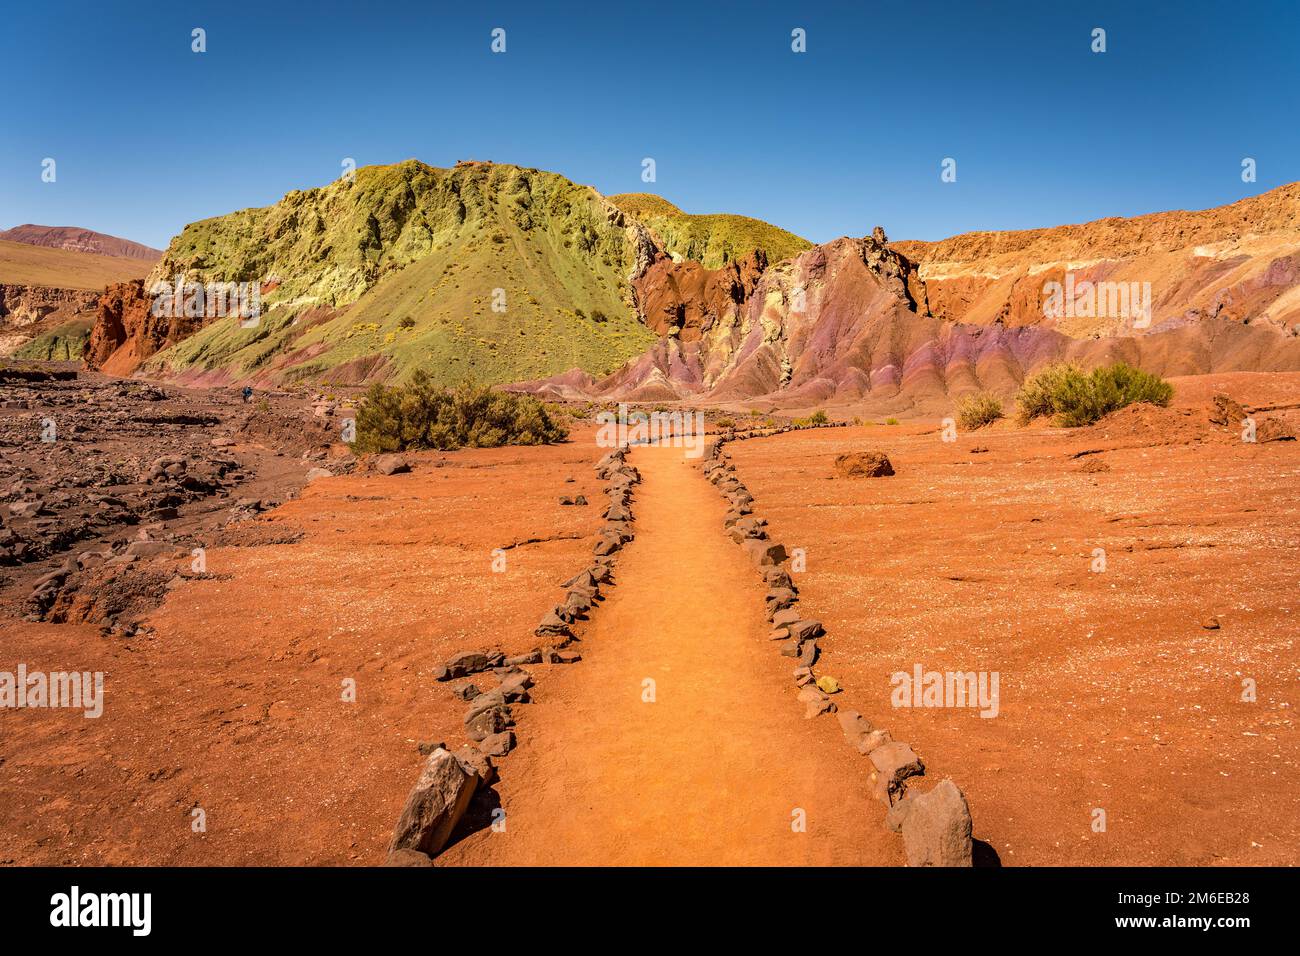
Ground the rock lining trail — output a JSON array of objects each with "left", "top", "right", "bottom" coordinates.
[{"left": 439, "top": 444, "right": 904, "bottom": 866}]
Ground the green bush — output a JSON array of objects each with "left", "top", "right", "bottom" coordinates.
[
  {"left": 1015, "top": 362, "right": 1173, "bottom": 427},
  {"left": 793, "top": 409, "right": 829, "bottom": 427},
  {"left": 955, "top": 392, "right": 1004, "bottom": 430},
  {"left": 353, "top": 371, "right": 569, "bottom": 452},
  {"left": 885, "top": 417, "right": 899, "bottom": 425}
]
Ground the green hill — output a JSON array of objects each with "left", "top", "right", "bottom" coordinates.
[
  {"left": 608, "top": 192, "right": 811, "bottom": 269},
  {"left": 142, "top": 160, "right": 656, "bottom": 384}
]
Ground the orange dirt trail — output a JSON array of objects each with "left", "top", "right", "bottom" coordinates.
[{"left": 440, "top": 445, "right": 903, "bottom": 866}]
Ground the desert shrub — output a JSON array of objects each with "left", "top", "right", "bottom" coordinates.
[
  {"left": 955, "top": 392, "right": 1004, "bottom": 430},
  {"left": 590, "top": 309, "right": 609, "bottom": 324},
  {"left": 793, "top": 409, "right": 829, "bottom": 427},
  {"left": 716, "top": 417, "right": 735, "bottom": 429},
  {"left": 398, "top": 315, "right": 416, "bottom": 329},
  {"left": 1015, "top": 362, "right": 1172, "bottom": 427},
  {"left": 353, "top": 371, "right": 569, "bottom": 452},
  {"left": 885, "top": 417, "right": 899, "bottom": 425}
]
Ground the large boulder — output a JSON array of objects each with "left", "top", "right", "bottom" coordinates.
[
  {"left": 899, "top": 779, "right": 974, "bottom": 867},
  {"left": 389, "top": 748, "right": 478, "bottom": 857},
  {"left": 834, "top": 452, "right": 894, "bottom": 478}
]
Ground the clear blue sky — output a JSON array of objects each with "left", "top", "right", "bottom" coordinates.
[{"left": 2, "top": 0, "right": 1297, "bottom": 250}]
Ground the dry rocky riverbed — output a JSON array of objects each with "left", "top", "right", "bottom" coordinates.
[{"left": 0, "top": 363, "right": 356, "bottom": 635}]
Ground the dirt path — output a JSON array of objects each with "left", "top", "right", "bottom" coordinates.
[{"left": 440, "top": 444, "right": 903, "bottom": 866}]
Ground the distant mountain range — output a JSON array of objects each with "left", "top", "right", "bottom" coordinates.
[
  {"left": 67, "top": 160, "right": 1300, "bottom": 408},
  {"left": 0, "top": 224, "right": 161, "bottom": 261}
]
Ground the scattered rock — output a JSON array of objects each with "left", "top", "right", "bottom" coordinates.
[
  {"left": 833, "top": 451, "right": 894, "bottom": 478},
  {"left": 837, "top": 710, "right": 874, "bottom": 745},
  {"left": 743, "top": 538, "right": 787, "bottom": 566},
  {"left": 869, "top": 741, "right": 924, "bottom": 802},
  {"left": 1208, "top": 393, "right": 1247, "bottom": 427},
  {"left": 504, "top": 650, "right": 543, "bottom": 666},
  {"left": 445, "top": 650, "right": 497, "bottom": 678},
  {"left": 1201, "top": 616, "right": 1221, "bottom": 630},
  {"left": 479, "top": 730, "right": 516, "bottom": 757},
  {"left": 1257, "top": 417, "right": 1296, "bottom": 442},
  {"left": 788, "top": 619, "right": 824, "bottom": 642},
  {"left": 464, "top": 705, "right": 512, "bottom": 742},
  {"left": 452, "top": 746, "right": 497, "bottom": 788},
  {"left": 374, "top": 454, "right": 411, "bottom": 476},
  {"left": 815, "top": 674, "right": 840, "bottom": 694}
]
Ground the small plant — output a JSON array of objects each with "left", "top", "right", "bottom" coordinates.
[
  {"left": 885, "top": 417, "right": 899, "bottom": 425},
  {"left": 590, "top": 309, "right": 609, "bottom": 323},
  {"left": 398, "top": 315, "right": 416, "bottom": 329},
  {"left": 1015, "top": 361, "right": 1173, "bottom": 427},
  {"left": 793, "top": 409, "right": 830, "bottom": 428},
  {"left": 955, "top": 392, "right": 1004, "bottom": 430},
  {"left": 716, "top": 417, "right": 735, "bottom": 429}
]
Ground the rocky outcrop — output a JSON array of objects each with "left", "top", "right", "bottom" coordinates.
[
  {"left": 517, "top": 206, "right": 1300, "bottom": 409},
  {"left": 0, "top": 284, "right": 100, "bottom": 355},
  {"left": 83, "top": 279, "right": 204, "bottom": 376},
  {"left": 893, "top": 182, "right": 1300, "bottom": 337}
]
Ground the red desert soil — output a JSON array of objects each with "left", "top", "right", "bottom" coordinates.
[
  {"left": 3, "top": 373, "right": 1296, "bottom": 866},
  {"left": 439, "top": 444, "right": 904, "bottom": 866},
  {"left": 727, "top": 374, "right": 1300, "bottom": 865},
  {"left": 0, "top": 437, "right": 607, "bottom": 865}
]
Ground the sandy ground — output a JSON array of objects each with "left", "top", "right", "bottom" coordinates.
[
  {"left": 725, "top": 374, "right": 1299, "bottom": 865},
  {"left": 3, "top": 372, "right": 1296, "bottom": 866},
  {"left": 0, "top": 437, "right": 605, "bottom": 865},
  {"left": 440, "top": 444, "right": 904, "bottom": 866}
]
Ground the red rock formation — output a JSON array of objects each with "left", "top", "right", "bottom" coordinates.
[
  {"left": 83, "top": 279, "right": 205, "bottom": 376},
  {"left": 632, "top": 250, "right": 767, "bottom": 342},
  {"left": 892, "top": 182, "right": 1300, "bottom": 336}
]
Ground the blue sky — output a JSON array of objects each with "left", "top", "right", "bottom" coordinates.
[{"left": 2, "top": 0, "right": 1297, "bottom": 250}]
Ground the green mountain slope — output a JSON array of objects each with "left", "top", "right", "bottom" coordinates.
[
  {"left": 142, "top": 160, "right": 656, "bottom": 384},
  {"left": 608, "top": 193, "right": 811, "bottom": 268}
]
